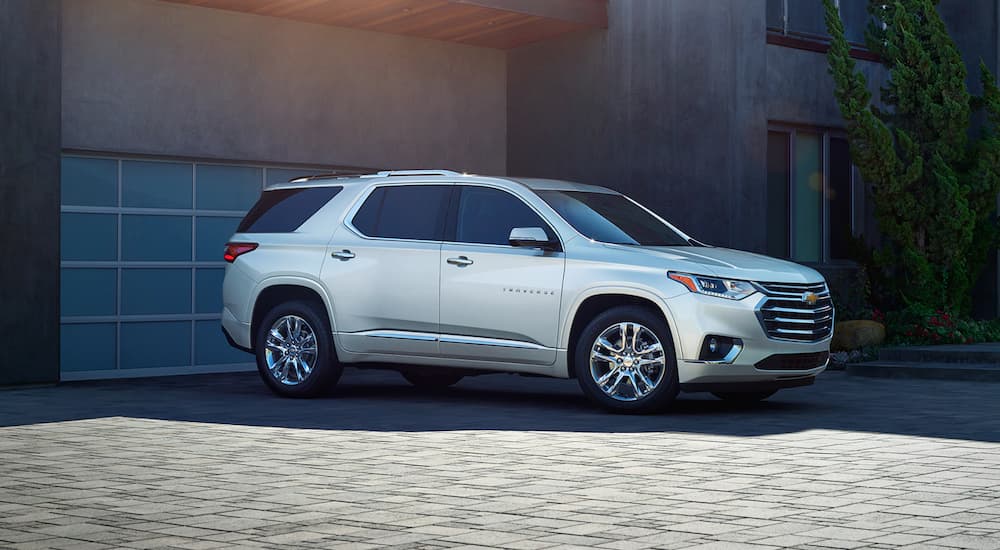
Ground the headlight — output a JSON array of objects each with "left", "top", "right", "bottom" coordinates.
[{"left": 668, "top": 272, "right": 757, "bottom": 300}]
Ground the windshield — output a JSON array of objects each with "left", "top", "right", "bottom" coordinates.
[{"left": 537, "top": 190, "right": 691, "bottom": 247}]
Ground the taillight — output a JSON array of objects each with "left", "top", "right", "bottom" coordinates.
[{"left": 224, "top": 242, "right": 258, "bottom": 263}]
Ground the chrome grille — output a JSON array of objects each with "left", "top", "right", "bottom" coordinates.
[{"left": 755, "top": 281, "right": 834, "bottom": 342}]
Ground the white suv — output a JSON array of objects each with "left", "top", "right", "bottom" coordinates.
[{"left": 222, "top": 170, "right": 831, "bottom": 413}]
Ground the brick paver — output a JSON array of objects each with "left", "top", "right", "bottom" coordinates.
[{"left": 0, "top": 369, "right": 998, "bottom": 549}]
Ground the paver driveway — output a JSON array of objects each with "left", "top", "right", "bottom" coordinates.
[{"left": 0, "top": 369, "right": 998, "bottom": 550}]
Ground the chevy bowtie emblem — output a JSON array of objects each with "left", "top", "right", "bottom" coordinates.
[{"left": 802, "top": 292, "right": 819, "bottom": 305}]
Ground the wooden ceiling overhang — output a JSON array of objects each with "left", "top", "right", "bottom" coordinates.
[{"left": 163, "top": 0, "right": 607, "bottom": 49}]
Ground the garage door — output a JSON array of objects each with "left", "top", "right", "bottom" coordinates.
[{"left": 59, "top": 154, "right": 341, "bottom": 380}]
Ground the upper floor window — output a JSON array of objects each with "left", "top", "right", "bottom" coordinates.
[
  {"left": 767, "top": 126, "right": 858, "bottom": 263},
  {"left": 767, "top": 0, "right": 871, "bottom": 44}
]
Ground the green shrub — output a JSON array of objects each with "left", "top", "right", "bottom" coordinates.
[{"left": 884, "top": 305, "right": 1000, "bottom": 345}]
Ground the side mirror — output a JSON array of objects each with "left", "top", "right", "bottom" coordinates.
[{"left": 509, "top": 227, "right": 557, "bottom": 250}]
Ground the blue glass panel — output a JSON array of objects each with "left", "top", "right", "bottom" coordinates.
[
  {"left": 61, "top": 323, "right": 116, "bottom": 372},
  {"left": 61, "top": 157, "right": 117, "bottom": 207},
  {"left": 122, "top": 215, "right": 191, "bottom": 261},
  {"left": 196, "top": 165, "right": 261, "bottom": 211},
  {"left": 122, "top": 160, "right": 192, "bottom": 209},
  {"left": 120, "top": 321, "right": 191, "bottom": 369},
  {"left": 266, "top": 168, "right": 323, "bottom": 187},
  {"left": 196, "top": 216, "right": 240, "bottom": 261},
  {"left": 195, "top": 268, "right": 225, "bottom": 314},
  {"left": 195, "top": 320, "right": 251, "bottom": 365},
  {"left": 61, "top": 269, "right": 116, "bottom": 317},
  {"left": 61, "top": 213, "right": 117, "bottom": 261},
  {"left": 121, "top": 269, "right": 192, "bottom": 315}
]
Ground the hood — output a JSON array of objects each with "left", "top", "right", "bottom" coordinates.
[{"left": 619, "top": 245, "right": 825, "bottom": 284}]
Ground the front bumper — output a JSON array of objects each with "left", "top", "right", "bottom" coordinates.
[{"left": 663, "top": 291, "right": 830, "bottom": 386}]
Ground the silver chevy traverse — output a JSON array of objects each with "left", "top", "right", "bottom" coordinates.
[{"left": 222, "top": 170, "right": 832, "bottom": 413}]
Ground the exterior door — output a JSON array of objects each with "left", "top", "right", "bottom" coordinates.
[
  {"left": 439, "top": 185, "right": 565, "bottom": 365},
  {"left": 323, "top": 184, "right": 452, "bottom": 356}
]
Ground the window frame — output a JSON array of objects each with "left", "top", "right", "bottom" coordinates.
[
  {"left": 768, "top": 0, "right": 872, "bottom": 46},
  {"left": 768, "top": 123, "right": 859, "bottom": 264},
  {"left": 345, "top": 182, "right": 456, "bottom": 244},
  {"left": 443, "top": 184, "right": 563, "bottom": 252}
]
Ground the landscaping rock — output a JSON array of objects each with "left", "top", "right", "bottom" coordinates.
[{"left": 831, "top": 320, "right": 886, "bottom": 351}]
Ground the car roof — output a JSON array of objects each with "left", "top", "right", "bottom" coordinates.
[
  {"left": 507, "top": 177, "right": 618, "bottom": 194},
  {"left": 264, "top": 170, "right": 620, "bottom": 195}
]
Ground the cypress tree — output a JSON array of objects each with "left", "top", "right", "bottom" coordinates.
[{"left": 823, "top": 0, "right": 1000, "bottom": 314}]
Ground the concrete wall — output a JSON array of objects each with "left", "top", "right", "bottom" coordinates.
[
  {"left": 0, "top": 0, "right": 62, "bottom": 385},
  {"left": 766, "top": 45, "right": 888, "bottom": 128},
  {"left": 62, "top": 0, "right": 507, "bottom": 174},
  {"left": 508, "top": 0, "right": 769, "bottom": 251}
]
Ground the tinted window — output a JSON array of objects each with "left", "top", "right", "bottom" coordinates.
[
  {"left": 537, "top": 191, "right": 690, "bottom": 247},
  {"left": 352, "top": 185, "right": 451, "bottom": 241},
  {"left": 237, "top": 187, "right": 341, "bottom": 233},
  {"left": 453, "top": 186, "right": 554, "bottom": 246}
]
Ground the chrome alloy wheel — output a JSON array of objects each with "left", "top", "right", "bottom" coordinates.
[
  {"left": 589, "top": 322, "right": 666, "bottom": 401},
  {"left": 264, "top": 315, "right": 318, "bottom": 386}
]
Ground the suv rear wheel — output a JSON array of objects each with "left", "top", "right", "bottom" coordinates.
[
  {"left": 574, "top": 306, "right": 679, "bottom": 413},
  {"left": 255, "top": 300, "right": 342, "bottom": 397}
]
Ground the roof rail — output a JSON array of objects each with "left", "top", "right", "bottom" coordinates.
[
  {"left": 362, "top": 170, "right": 463, "bottom": 178},
  {"left": 286, "top": 171, "right": 367, "bottom": 184}
]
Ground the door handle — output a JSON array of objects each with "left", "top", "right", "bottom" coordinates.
[
  {"left": 446, "top": 256, "right": 473, "bottom": 267},
  {"left": 331, "top": 249, "right": 355, "bottom": 260}
]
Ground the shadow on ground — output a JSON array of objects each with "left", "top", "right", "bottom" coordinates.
[{"left": 1, "top": 369, "right": 997, "bottom": 442}]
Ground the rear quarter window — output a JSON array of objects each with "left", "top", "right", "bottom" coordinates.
[{"left": 237, "top": 186, "right": 342, "bottom": 233}]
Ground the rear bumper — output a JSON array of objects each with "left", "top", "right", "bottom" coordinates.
[{"left": 221, "top": 307, "right": 253, "bottom": 353}]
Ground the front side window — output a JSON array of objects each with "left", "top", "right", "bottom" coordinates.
[
  {"left": 537, "top": 191, "right": 690, "bottom": 247},
  {"left": 351, "top": 185, "right": 451, "bottom": 241},
  {"left": 451, "top": 186, "right": 556, "bottom": 246}
]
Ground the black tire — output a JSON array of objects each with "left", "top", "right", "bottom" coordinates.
[
  {"left": 574, "top": 305, "right": 679, "bottom": 414},
  {"left": 401, "top": 371, "right": 464, "bottom": 388},
  {"left": 712, "top": 390, "right": 777, "bottom": 402},
  {"left": 255, "top": 299, "right": 342, "bottom": 398}
]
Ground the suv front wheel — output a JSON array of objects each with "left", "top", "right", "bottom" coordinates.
[
  {"left": 574, "top": 306, "right": 679, "bottom": 413},
  {"left": 255, "top": 300, "right": 342, "bottom": 397}
]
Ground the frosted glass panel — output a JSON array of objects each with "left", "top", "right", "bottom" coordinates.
[
  {"left": 120, "top": 321, "right": 191, "bottom": 369},
  {"left": 122, "top": 215, "right": 191, "bottom": 261},
  {"left": 793, "top": 132, "right": 823, "bottom": 262},
  {"left": 61, "top": 213, "right": 117, "bottom": 261},
  {"left": 121, "top": 269, "right": 192, "bottom": 315},
  {"left": 61, "top": 323, "right": 116, "bottom": 372},
  {"left": 61, "top": 268, "right": 117, "bottom": 316},
  {"left": 122, "top": 160, "right": 192, "bottom": 209},
  {"left": 62, "top": 157, "right": 117, "bottom": 207},
  {"left": 196, "top": 165, "right": 261, "bottom": 211}
]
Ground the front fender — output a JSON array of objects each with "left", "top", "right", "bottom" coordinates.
[{"left": 559, "top": 285, "right": 687, "bottom": 374}]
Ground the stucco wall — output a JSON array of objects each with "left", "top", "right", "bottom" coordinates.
[
  {"left": 61, "top": 0, "right": 507, "bottom": 174},
  {"left": 508, "top": 0, "right": 769, "bottom": 251},
  {"left": 765, "top": 44, "right": 888, "bottom": 128},
  {"left": 0, "top": 0, "right": 62, "bottom": 385}
]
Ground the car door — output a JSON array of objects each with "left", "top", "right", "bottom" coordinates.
[
  {"left": 438, "top": 185, "right": 566, "bottom": 365},
  {"left": 323, "top": 183, "right": 452, "bottom": 356}
]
